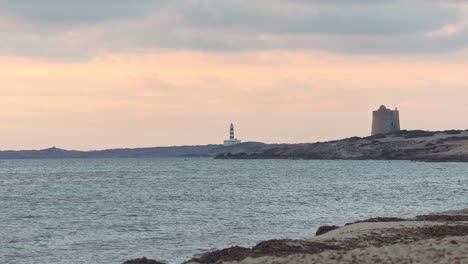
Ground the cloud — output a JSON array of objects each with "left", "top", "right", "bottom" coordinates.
[
  {"left": 0, "top": 0, "right": 468, "bottom": 58},
  {"left": 0, "top": 0, "right": 163, "bottom": 24},
  {"left": 177, "top": 0, "right": 460, "bottom": 35}
]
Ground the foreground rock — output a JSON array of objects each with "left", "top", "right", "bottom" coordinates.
[
  {"left": 216, "top": 130, "right": 468, "bottom": 162},
  {"left": 185, "top": 240, "right": 344, "bottom": 264},
  {"left": 123, "top": 257, "right": 166, "bottom": 264},
  {"left": 184, "top": 209, "right": 468, "bottom": 264},
  {"left": 124, "top": 209, "right": 468, "bottom": 264},
  {"left": 225, "top": 235, "right": 468, "bottom": 264},
  {"left": 315, "top": 225, "right": 340, "bottom": 236}
]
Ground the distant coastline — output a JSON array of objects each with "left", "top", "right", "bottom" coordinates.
[
  {"left": 0, "top": 142, "right": 289, "bottom": 160},
  {"left": 2, "top": 129, "right": 468, "bottom": 162}
]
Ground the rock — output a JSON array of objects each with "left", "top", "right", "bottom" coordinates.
[
  {"left": 415, "top": 215, "right": 468, "bottom": 222},
  {"left": 416, "top": 225, "right": 468, "bottom": 238},
  {"left": 185, "top": 240, "right": 344, "bottom": 263},
  {"left": 345, "top": 217, "right": 406, "bottom": 225},
  {"left": 316, "top": 225, "right": 340, "bottom": 236},
  {"left": 185, "top": 246, "right": 251, "bottom": 264},
  {"left": 123, "top": 257, "right": 166, "bottom": 264},
  {"left": 250, "top": 239, "right": 343, "bottom": 257}
]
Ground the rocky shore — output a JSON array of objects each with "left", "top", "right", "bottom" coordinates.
[
  {"left": 124, "top": 209, "right": 468, "bottom": 264},
  {"left": 215, "top": 130, "right": 468, "bottom": 162}
]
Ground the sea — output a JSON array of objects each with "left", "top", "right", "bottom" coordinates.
[{"left": 1, "top": 158, "right": 467, "bottom": 264}]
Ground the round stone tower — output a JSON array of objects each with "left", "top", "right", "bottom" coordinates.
[{"left": 371, "top": 105, "right": 400, "bottom": 136}]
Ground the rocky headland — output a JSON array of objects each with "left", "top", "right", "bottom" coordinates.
[
  {"left": 124, "top": 209, "right": 468, "bottom": 264},
  {"left": 216, "top": 130, "right": 468, "bottom": 162}
]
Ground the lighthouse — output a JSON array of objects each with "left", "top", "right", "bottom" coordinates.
[{"left": 224, "top": 123, "right": 241, "bottom": 146}]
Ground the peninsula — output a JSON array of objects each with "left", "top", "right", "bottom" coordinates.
[{"left": 215, "top": 130, "right": 468, "bottom": 162}]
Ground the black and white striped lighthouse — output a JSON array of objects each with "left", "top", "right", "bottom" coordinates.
[
  {"left": 224, "top": 123, "right": 241, "bottom": 146},
  {"left": 230, "top": 123, "right": 235, "bottom": 140}
]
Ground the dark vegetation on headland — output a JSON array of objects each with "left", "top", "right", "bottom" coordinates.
[{"left": 215, "top": 129, "right": 468, "bottom": 162}]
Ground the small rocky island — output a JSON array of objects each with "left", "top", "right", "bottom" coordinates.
[{"left": 216, "top": 130, "right": 468, "bottom": 162}]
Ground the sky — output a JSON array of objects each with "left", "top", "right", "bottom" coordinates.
[{"left": 1, "top": 0, "right": 468, "bottom": 150}]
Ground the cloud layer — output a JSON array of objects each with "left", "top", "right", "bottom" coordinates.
[{"left": 1, "top": 0, "right": 468, "bottom": 58}]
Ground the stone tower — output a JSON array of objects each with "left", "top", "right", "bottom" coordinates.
[{"left": 371, "top": 105, "right": 400, "bottom": 136}]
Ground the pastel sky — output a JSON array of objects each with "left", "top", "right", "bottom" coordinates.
[{"left": 1, "top": 0, "right": 468, "bottom": 150}]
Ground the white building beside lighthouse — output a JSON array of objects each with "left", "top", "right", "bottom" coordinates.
[{"left": 224, "top": 123, "right": 241, "bottom": 146}]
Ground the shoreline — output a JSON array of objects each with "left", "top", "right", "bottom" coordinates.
[{"left": 124, "top": 208, "right": 468, "bottom": 264}]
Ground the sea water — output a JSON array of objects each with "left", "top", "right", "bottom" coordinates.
[{"left": 1, "top": 158, "right": 467, "bottom": 264}]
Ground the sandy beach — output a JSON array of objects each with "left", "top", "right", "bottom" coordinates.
[
  {"left": 177, "top": 209, "right": 468, "bottom": 264},
  {"left": 124, "top": 209, "right": 468, "bottom": 263},
  {"left": 226, "top": 235, "right": 468, "bottom": 264}
]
